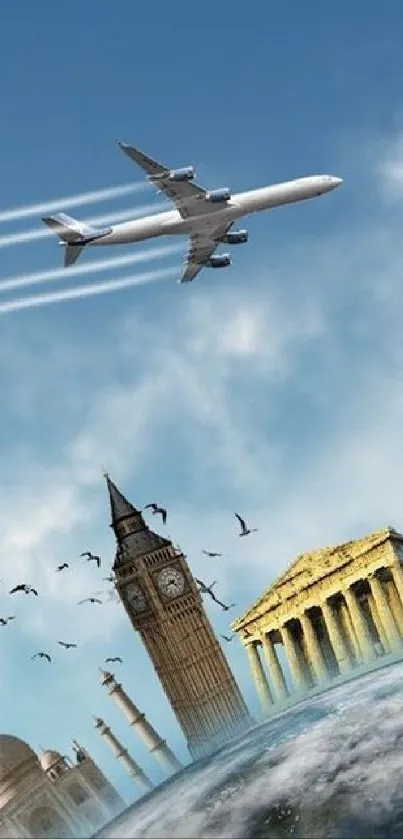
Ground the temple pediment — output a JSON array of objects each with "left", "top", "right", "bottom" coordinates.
[{"left": 232, "top": 526, "right": 402, "bottom": 631}]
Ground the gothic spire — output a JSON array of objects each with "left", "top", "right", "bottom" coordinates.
[
  {"left": 103, "top": 473, "right": 170, "bottom": 567},
  {"left": 104, "top": 473, "right": 142, "bottom": 527}
]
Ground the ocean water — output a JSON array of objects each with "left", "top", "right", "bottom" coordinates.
[{"left": 98, "top": 660, "right": 403, "bottom": 838}]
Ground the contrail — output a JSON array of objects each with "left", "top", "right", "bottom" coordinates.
[
  {"left": 0, "top": 182, "right": 149, "bottom": 225},
  {"left": 0, "top": 201, "right": 167, "bottom": 250},
  {"left": 0, "top": 267, "right": 178, "bottom": 315},
  {"left": 0, "top": 243, "right": 183, "bottom": 294}
]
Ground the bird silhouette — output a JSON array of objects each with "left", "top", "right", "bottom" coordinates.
[
  {"left": 235, "top": 513, "right": 257, "bottom": 537},
  {"left": 56, "top": 563, "right": 69, "bottom": 572},
  {"left": 221, "top": 634, "right": 234, "bottom": 642},
  {"left": 0, "top": 616, "right": 15, "bottom": 626},
  {"left": 9, "top": 584, "right": 38, "bottom": 596},
  {"left": 80, "top": 552, "right": 101, "bottom": 568},
  {"left": 78, "top": 597, "right": 102, "bottom": 605},
  {"left": 144, "top": 503, "right": 167, "bottom": 524},
  {"left": 221, "top": 601, "right": 236, "bottom": 612},
  {"left": 58, "top": 641, "right": 77, "bottom": 649},
  {"left": 105, "top": 656, "right": 123, "bottom": 664},
  {"left": 202, "top": 550, "right": 222, "bottom": 557},
  {"left": 102, "top": 575, "right": 115, "bottom": 583},
  {"left": 195, "top": 577, "right": 217, "bottom": 595},
  {"left": 32, "top": 652, "right": 51, "bottom": 662}
]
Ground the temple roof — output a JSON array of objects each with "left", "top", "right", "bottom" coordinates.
[{"left": 232, "top": 526, "right": 402, "bottom": 631}]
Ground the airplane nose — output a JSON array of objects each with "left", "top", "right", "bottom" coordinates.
[{"left": 333, "top": 176, "right": 343, "bottom": 187}]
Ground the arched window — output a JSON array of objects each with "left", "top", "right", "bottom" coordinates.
[
  {"left": 68, "top": 781, "right": 89, "bottom": 805},
  {"left": 28, "top": 806, "right": 73, "bottom": 839}
]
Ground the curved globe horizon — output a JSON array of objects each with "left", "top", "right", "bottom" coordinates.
[{"left": 97, "top": 658, "right": 403, "bottom": 838}]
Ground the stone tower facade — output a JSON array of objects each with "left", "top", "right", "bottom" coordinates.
[{"left": 105, "top": 475, "right": 251, "bottom": 759}]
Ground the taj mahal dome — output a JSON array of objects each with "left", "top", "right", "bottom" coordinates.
[{"left": 0, "top": 733, "right": 124, "bottom": 838}]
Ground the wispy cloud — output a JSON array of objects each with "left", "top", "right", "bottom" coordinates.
[
  {"left": 2, "top": 125, "right": 403, "bottom": 788},
  {"left": 373, "top": 129, "right": 403, "bottom": 200}
]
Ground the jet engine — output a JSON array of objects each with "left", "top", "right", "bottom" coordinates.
[
  {"left": 223, "top": 229, "right": 248, "bottom": 244},
  {"left": 207, "top": 254, "right": 231, "bottom": 268},
  {"left": 206, "top": 188, "right": 231, "bottom": 203},
  {"left": 168, "top": 166, "right": 194, "bottom": 181}
]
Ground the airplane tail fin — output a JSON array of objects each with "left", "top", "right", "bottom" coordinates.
[{"left": 42, "top": 212, "right": 112, "bottom": 268}]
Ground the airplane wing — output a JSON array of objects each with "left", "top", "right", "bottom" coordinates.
[
  {"left": 118, "top": 142, "right": 216, "bottom": 219},
  {"left": 181, "top": 223, "right": 233, "bottom": 283}
]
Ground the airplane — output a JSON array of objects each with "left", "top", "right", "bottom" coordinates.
[{"left": 42, "top": 142, "right": 343, "bottom": 282}]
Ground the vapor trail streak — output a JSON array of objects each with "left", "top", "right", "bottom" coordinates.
[
  {"left": 0, "top": 244, "right": 183, "bottom": 293},
  {"left": 0, "top": 182, "right": 149, "bottom": 224},
  {"left": 0, "top": 267, "right": 177, "bottom": 314},
  {"left": 0, "top": 202, "right": 167, "bottom": 249}
]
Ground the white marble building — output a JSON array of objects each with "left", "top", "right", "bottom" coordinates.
[{"left": 0, "top": 734, "right": 124, "bottom": 838}]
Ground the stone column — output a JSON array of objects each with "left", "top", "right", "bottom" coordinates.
[
  {"left": 368, "top": 573, "right": 401, "bottom": 651},
  {"left": 386, "top": 581, "right": 403, "bottom": 635},
  {"left": 261, "top": 633, "right": 288, "bottom": 700},
  {"left": 367, "top": 593, "right": 390, "bottom": 652},
  {"left": 299, "top": 612, "right": 328, "bottom": 683},
  {"left": 100, "top": 670, "right": 182, "bottom": 774},
  {"left": 321, "top": 599, "right": 351, "bottom": 673},
  {"left": 245, "top": 642, "right": 273, "bottom": 712},
  {"left": 343, "top": 586, "right": 376, "bottom": 661},
  {"left": 339, "top": 601, "right": 362, "bottom": 662},
  {"left": 389, "top": 561, "right": 403, "bottom": 605},
  {"left": 93, "top": 717, "right": 154, "bottom": 793},
  {"left": 280, "top": 624, "right": 308, "bottom": 690}
]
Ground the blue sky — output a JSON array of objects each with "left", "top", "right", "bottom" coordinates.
[{"left": 1, "top": 0, "right": 403, "bottom": 809}]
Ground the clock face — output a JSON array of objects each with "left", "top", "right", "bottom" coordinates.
[
  {"left": 125, "top": 582, "right": 147, "bottom": 614},
  {"left": 156, "top": 566, "right": 185, "bottom": 600}
]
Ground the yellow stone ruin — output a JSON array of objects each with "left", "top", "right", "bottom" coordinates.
[{"left": 231, "top": 527, "right": 403, "bottom": 712}]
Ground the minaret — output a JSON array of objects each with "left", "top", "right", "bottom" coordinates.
[
  {"left": 100, "top": 670, "right": 182, "bottom": 774},
  {"left": 93, "top": 717, "right": 154, "bottom": 794}
]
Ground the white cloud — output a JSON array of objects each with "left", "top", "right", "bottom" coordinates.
[
  {"left": 373, "top": 127, "right": 403, "bottom": 200},
  {"left": 3, "top": 126, "right": 403, "bottom": 793}
]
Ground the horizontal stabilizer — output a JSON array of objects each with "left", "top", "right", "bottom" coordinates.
[
  {"left": 42, "top": 212, "right": 112, "bottom": 268},
  {"left": 42, "top": 212, "right": 112, "bottom": 244}
]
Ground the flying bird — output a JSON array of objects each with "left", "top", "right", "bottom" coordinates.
[
  {"left": 235, "top": 513, "right": 257, "bottom": 537},
  {"left": 195, "top": 578, "right": 217, "bottom": 595},
  {"left": 78, "top": 597, "right": 102, "bottom": 605},
  {"left": 56, "top": 563, "right": 69, "bottom": 572},
  {"left": 221, "top": 635, "right": 234, "bottom": 642},
  {"left": 144, "top": 503, "right": 167, "bottom": 524},
  {"left": 80, "top": 552, "right": 101, "bottom": 568},
  {"left": 9, "top": 584, "right": 29, "bottom": 594},
  {"left": 221, "top": 601, "right": 236, "bottom": 612},
  {"left": 58, "top": 641, "right": 77, "bottom": 649},
  {"left": 202, "top": 550, "right": 222, "bottom": 557},
  {"left": 32, "top": 652, "right": 51, "bottom": 662},
  {"left": 9, "top": 584, "right": 38, "bottom": 596},
  {"left": 105, "top": 657, "right": 123, "bottom": 664},
  {"left": 0, "top": 616, "right": 15, "bottom": 626}
]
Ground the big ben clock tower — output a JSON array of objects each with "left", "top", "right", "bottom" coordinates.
[{"left": 105, "top": 474, "right": 251, "bottom": 759}]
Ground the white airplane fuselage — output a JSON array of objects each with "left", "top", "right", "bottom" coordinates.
[{"left": 85, "top": 174, "right": 342, "bottom": 248}]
